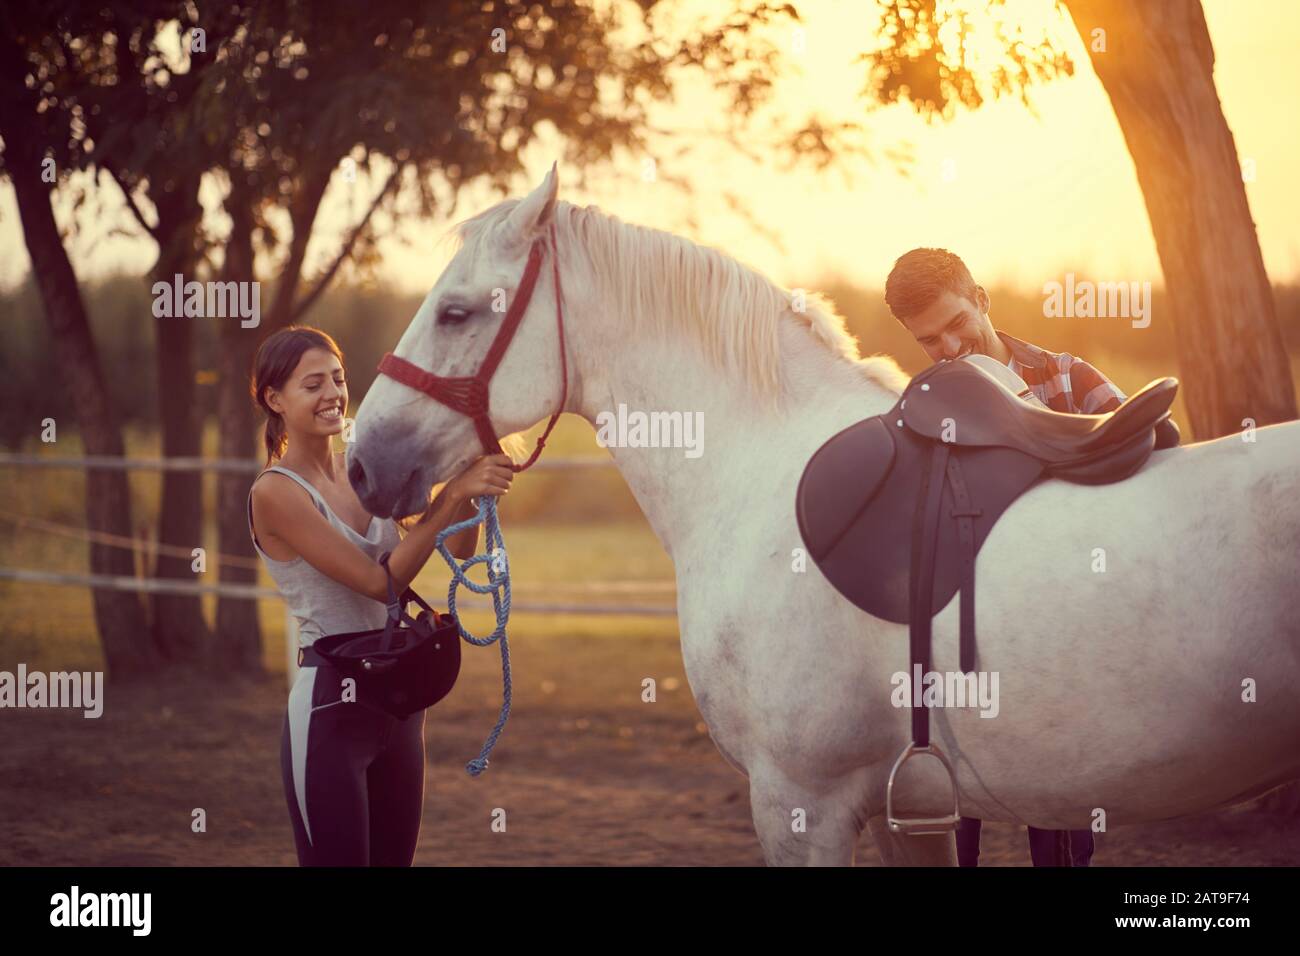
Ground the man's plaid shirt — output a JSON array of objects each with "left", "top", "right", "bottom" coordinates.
[{"left": 996, "top": 330, "right": 1126, "bottom": 414}]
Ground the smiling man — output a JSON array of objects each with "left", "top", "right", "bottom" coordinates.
[
  {"left": 883, "top": 246, "right": 1109, "bottom": 868},
  {"left": 884, "top": 247, "right": 1127, "bottom": 415}
]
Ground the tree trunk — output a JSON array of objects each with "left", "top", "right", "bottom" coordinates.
[
  {"left": 0, "top": 59, "right": 153, "bottom": 676},
  {"left": 148, "top": 177, "right": 212, "bottom": 662},
  {"left": 1064, "top": 0, "right": 1297, "bottom": 439},
  {"left": 1067, "top": 0, "right": 1299, "bottom": 814},
  {"left": 213, "top": 197, "right": 263, "bottom": 671},
  {"left": 212, "top": 161, "right": 334, "bottom": 670}
]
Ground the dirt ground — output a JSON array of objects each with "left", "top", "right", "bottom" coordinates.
[{"left": 2, "top": 620, "right": 1297, "bottom": 868}]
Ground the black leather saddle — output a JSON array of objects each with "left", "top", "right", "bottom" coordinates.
[{"left": 795, "top": 358, "right": 1179, "bottom": 833}]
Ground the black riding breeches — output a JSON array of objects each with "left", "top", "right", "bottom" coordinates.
[
  {"left": 957, "top": 816, "right": 1095, "bottom": 867},
  {"left": 280, "top": 660, "right": 427, "bottom": 866}
]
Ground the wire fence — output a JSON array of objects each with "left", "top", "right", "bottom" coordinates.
[
  {"left": 0, "top": 453, "right": 678, "bottom": 687},
  {"left": 0, "top": 452, "right": 613, "bottom": 472}
]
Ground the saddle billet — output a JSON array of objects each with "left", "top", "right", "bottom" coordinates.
[{"left": 795, "top": 357, "right": 1179, "bottom": 833}]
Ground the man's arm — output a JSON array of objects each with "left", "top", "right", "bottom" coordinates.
[
  {"left": 1067, "top": 358, "right": 1126, "bottom": 414},
  {"left": 1069, "top": 356, "right": 1180, "bottom": 446}
]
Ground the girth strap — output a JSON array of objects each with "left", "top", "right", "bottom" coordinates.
[
  {"left": 908, "top": 441, "right": 951, "bottom": 749},
  {"left": 946, "top": 456, "right": 981, "bottom": 675},
  {"left": 908, "top": 444, "right": 983, "bottom": 748}
]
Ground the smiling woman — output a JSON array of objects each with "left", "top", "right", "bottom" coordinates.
[
  {"left": 244, "top": 324, "right": 516, "bottom": 866},
  {"left": 250, "top": 327, "right": 350, "bottom": 467}
]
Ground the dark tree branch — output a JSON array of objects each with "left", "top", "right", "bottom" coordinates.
[
  {"left": 265, "top": 157, "right": 337, "bottom": 326},
  {"left": 291, "top": 167, "right": 402, "bottom": 322},
  {"left": 103, "top": 164, "right": 159, "bottom": 241}
]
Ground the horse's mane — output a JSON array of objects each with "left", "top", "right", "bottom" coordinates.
[{"left": 450, "top": 198, "right": 907, "bottom": 402}]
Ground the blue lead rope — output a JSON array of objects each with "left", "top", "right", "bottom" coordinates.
[{"left": 433, "top": 495, "right": 512, "bottom": 776}]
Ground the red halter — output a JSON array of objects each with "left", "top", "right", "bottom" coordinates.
[{"left": 376, "top": 221, "right": 568, "bottom": 473}]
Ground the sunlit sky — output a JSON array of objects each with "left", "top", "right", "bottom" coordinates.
[{"left": 2, "top": 0, "right": 1296, "bottom": 295}]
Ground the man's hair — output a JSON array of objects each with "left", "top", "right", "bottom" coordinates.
[{"left": 884, "top": 248, "right": 979, "bottom": 322}]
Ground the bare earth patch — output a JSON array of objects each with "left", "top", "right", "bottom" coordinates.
[{"left": 2, "top": 635, "right": 1295, "bottom": 867}]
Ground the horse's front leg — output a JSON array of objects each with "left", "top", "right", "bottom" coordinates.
[{"left": 746, "top": 765, "right": 869, "bottom": 866}]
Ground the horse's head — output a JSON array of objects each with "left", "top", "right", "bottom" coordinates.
[{"left": 348, "top": 165, "right": 569, "bottom": 519}]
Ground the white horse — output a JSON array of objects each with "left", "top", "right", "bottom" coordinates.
[{"left": 348, "top": 167, "right": 1300, "bottom": 865}]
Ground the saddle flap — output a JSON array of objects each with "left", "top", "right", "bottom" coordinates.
[
  {"left": 796, "top": 416, "right": 897, "bottom": 563},
  {"left": 797, "top": 409, "right": 1048, "bottom": 623}
]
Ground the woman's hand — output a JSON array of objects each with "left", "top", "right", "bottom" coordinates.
[{"left": 445, "top": 453, "right": 515, "bottom": 503}]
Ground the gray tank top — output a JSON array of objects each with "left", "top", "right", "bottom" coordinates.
[{"left": 246, "top": 464, "right": 403, "bottom": 648}]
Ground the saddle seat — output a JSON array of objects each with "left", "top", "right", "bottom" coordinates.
[{"left": 901, "top": 356, "right": 1180, "bottom": 470}]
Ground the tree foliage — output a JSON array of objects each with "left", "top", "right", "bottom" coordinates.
[{"left": 861, "top": 0, "right": 1075, "bottom": 120}]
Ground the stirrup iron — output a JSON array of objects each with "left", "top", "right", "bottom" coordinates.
[{"left": 886, "top": 742, "right": 961, "bottom": 835}]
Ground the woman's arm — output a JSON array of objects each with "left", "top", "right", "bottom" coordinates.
[
  {"left": 252, "top": 475, "right": 393, "bottom": 602},
  {"left": 252, "top": 454, "right": 514, "bottom": 603},
  {"left": 398, "top": 484, "right": 481, "bottom": 559},
  {"left": 381, "top": 454, "right": 513, "bottom": 591},
  {"left": 429, "top": 492, "right": 482, "bottom": 560}
]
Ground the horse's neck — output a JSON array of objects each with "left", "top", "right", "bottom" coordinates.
[{"left": 570, "top": 316, "right": 899, "bottom": 557}]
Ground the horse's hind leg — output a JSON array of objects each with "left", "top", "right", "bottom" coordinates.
[
  {"left": 748, "top": 768, "right": 865, "bottom": 866},
  {"left": 867, "top": 814, "right": 957, "bottom": 866}
]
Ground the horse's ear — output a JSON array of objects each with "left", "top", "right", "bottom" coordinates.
[{"left": 503, "top": 162, "right": 558, "bottom": 242}]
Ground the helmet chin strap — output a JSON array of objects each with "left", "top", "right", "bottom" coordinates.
[{"left": 376, "top": 220, "right": 568, "bottom": 473}]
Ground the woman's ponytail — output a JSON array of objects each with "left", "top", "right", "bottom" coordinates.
[{"left": 263, "top": 414, "right": 287, "bottom": 465}]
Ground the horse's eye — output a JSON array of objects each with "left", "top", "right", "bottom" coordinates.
[{"left": 438, "top": 306, "right": 471, "bottom": 326}]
